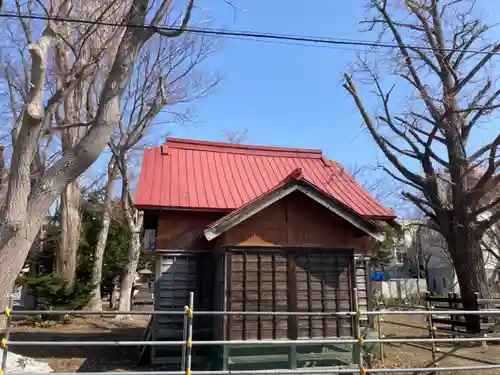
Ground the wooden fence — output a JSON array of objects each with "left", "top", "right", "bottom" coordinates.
[{"left": 425, "top": 292, "right": 500, "bottom": 336}]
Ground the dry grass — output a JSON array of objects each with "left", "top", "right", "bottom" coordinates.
[
  {"left": 375, "top": 314, "right": 500, "bottom": 375},
  {"left": 8, "top": 317, "right": 149, "bottom": 372}
]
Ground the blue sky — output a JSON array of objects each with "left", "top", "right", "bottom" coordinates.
[
  {"left": 165, "top": 0, "right": 499, "bottom": 169},
  {"left": 170, "top": 0, "right": 384, "bottom": 167},
  {"left": 84, "top": 0, "right": 499, "bottom": 214}
]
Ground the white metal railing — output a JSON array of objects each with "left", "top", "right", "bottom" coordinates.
[{"left": 1, "top": 289, "right": 500, "bottom": 375}]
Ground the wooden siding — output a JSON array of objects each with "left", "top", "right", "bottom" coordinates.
[
  {"left": 228, "top": 251, "right": 289, "bottom": 340},
  {"left": 295, "top": 252, "right": 353, "bottom": 338},
  {"left": 156, "top": 210, "right": 224, "bottom": 249},
  {"left": 154, "top": 254, "right": 198, "bottom": 341},
  {"left": 355, "top": 255, "right": 370, "bottom": 326},
  {"left": 152, "top": 252, "right": 215, "bottom": 365},
  {"left": 224, "top": 248, "right": 355, "bottom": 341},
  {"left": 154, "top": 252, "right": 215, "bottom": 338},
  {"left": 213, "top": 253, "right": 226, "bottom": 341},
  {"left": 218, "top": 192, "right": 373, "bottom": 252}
]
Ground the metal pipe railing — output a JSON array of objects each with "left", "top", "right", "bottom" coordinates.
[
  {"left": 6, "top": 338, "right": 359, "bottom": 346},
  {"left": 12, "top": 310, "right": 356, "bottom": 316},
  {"left": 6, "top": 335, "right": 500, "bottom": 347},
  {"left": 4, "top": 290, "right": 500, "bottom": 374},
  {"left": 9, "top": 364, "right": 500, "bottom": 375},
  {"left": 185, "top": 292, "right": 194, "bottom": 375},
  {"left": 11, "top": 308, "right": 500, "bottom": 316}
]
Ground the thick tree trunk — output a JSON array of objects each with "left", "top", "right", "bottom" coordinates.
[
  {"left": 0, "top": 15, "right": 144, "bottom": 319},
  {"left": 449, "top": 230, "right": 490, "bottom": 301},
  {"left": 22, "top": 229, "right": 43, "bottom": 310},
  {"left": 0, "top": 279, "right": 15, "bottom": 331},
  {"left": 0, "top": 223, "right": 41, "bottom": 330},
  {"left": 57, "top": 180, "right": 82, "bottom": 289},
  {"left": 447, "top": 228, "right": 491, "bottom": 332},
  {"left": 0, "top": 0, "right": 192, "bottom": 327},
  {"left": 117, "top": 228, "right": 142, "bottom": 316}
]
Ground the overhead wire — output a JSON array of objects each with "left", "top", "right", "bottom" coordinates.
[{"left": 0, "top": 10, "right": 499, "bottom": 56}]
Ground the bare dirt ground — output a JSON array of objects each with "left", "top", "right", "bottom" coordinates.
[
  {"left": 376, "top": 314, "right": 500, "bottom": 374},
  {"left": 8, "top": 317, "right": 149, "bottom": 372}
]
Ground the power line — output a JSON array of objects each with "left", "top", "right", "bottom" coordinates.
[{"left": 0, "top": 10, "right": 499, "bottom": 56}]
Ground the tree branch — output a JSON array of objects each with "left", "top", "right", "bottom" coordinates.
[
  {"left": 1, "top": 27, "right": 54, "bottom": 233},
  {"left": 467, "top": 134, "right": 500, "bottom": 210},
  {"left": 344, "top": 74, "right": 427, "bottom": 190},
  {"left": 154, "top": 0, "right": 195, "bottom": 38},
  {"left": 454, "top": 44, "right": 500, "bottom": 94}
]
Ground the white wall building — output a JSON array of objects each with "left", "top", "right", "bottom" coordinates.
[
  {"left": 395, "top": 218, "right": 500, "bottom": 295},
  {"left": 384, "top": 219, "right": 424, "bottom": 279}
]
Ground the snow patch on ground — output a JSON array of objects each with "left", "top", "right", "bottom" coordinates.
[{"left": 0, "top": 349, "right": 53, "bottom": 373}]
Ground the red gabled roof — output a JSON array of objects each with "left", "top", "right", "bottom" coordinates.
[
  {"left": 205, "top": 167, "right": 310, "bottom": 231},
  {"left": 204, "top": 167, "right": 384, "bottom": 241},
  {"left": 135, "top": 137, "right": 395, "bottom": 219}
]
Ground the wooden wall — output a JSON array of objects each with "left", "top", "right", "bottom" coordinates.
[
  {"left": 355, "top": 256, "right": 370, "bottom": 323},
  {"left": 220, "top": 248, "right": 358, "bottom": 341},
  {"left": 153, "top": 251, "right": 216, "bottom": 365},
  {"left": 152, "top": 191, "right": 375, "bottom": 349},
  {"left": 227, "top": 250, "right": 290, "bottom": 341},
  {"left": 217, "top": 192, "right": 374, "bottom": 252},
  {"left": 294, "top": 252, "right": 354, "bottom": 338},
  {"left": 151, "top": 192, "right": 375, "bottom": 252},
  {"left": 155, "top": 210, "right": 225, "bottom": 249}
]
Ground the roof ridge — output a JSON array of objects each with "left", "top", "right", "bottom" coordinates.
[
  {"left": 165, "top": 137, "right": 324, "bottom": 155},
  {"left": 136, "top": 138, "right": 395, "bottom": 219}
]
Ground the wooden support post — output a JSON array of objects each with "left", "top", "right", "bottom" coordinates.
[
  {"left": 376, "top": 301, "right": 384, "bottom": 364},
  {"left": 476, "top": 292, "right": 488, "bottom": 324},
  {"left": 471, "top": 292, "right": 481, "bottom": 334},
  {"left": 352, "top": 288, "right": 363, "bottom": 367},
  {"left": 474, "top": 292, "right": 489, "bottom": 350},
  {"left": 224, "top": 252, "right": 232, "bottom": 371},
  {"left": 448, "top": 293, "right": 456, "bottom": 338},
  {"left": 286, "top": 253, "right": 297, "bottom": 370},
  {"left": 425, "top": 292, "right": 437, "bottom": 375}
]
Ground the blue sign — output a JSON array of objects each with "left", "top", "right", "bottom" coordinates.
[{"left": 371, "top": 272, "right": 387, "bottom": 281}]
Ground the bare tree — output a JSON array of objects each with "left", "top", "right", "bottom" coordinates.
[
  {"left": 222, "top": 129, "right": 248, "bottom": 144},
  {"left": 86, "top": 159, "right": 118, "bottom": 311},
  {"left": 343, "top": 0, "right": 500, "bottom": 308},
  {"left": 0, "top": 0, "right": 198, "bottom": 318},
  {"left": 51, "top": 0, "right": 93, "bottom": 290},
  {"left": 108, "top": 32, "right": 218, "bottom": 314},
  {"left": 349, "top": 163, "right": 399, "bottom": 203}
]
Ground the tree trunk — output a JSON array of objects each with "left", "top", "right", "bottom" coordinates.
[
  {"left": 22, "top": 229, "right": 43, "bottom": 310},
  {"left": 447, "top": 228, "right": 491, "bottom": 332},
  {"left": 449, "top": 231, "right": 490, "bottom": 301},
  {"left": 57, "top": 180, "right": 82, "bottom": 290},
  {"left": 86, "top": 210, "right": 112, "bottom": 311},
  {"left": 0, "top": 279, "right": 15, "bottom": 332},
  {"left": 117, "top": 226, "right": 142, "bottom": 316},
  {"left": 0, "top": 226, "right": 40, "bottom": 330},
  {"left": 0, "top": 0, "right": 164, "bottom": 324},
  {"left": 86, "top": 164, "right": 116, "bottom": 311}
]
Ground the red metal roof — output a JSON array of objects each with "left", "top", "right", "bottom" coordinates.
[
  {"left": 205, "top": 167, "right": 310, "bottom": 231},
  {"left": 205, "top": 167, "right": 381, "bottom": 237},
  {"left": 135, "top": 137, "right": 395, "bottom": 219}
]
